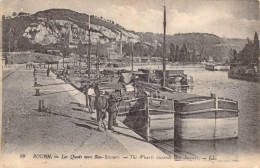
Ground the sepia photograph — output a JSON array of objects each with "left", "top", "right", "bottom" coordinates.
[{"left": 0, "top": 0, "right": 259, "bottom": 167}]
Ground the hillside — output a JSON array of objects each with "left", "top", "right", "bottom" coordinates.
[
  {"left": 2, "top": 8, "right": 247, "bottom": 62},
  {"left": 2, "top": 9, "right": 140, "bottom": 50},
  {"left": 137, "top": 32, "right": 247, "bottom": 62}
]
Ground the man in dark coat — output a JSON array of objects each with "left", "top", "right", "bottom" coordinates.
[
  {"left": 47, "top": 67, "right": 50, "bottom": 77},
  {"left": 107, "top": 93, "right": 119, "bottom": 131},
  {"left": 95, "top": 93, "right": 108, "bottom": 132}
]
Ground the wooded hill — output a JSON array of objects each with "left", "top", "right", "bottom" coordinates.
[{"left": 3, "top": 9, "right": 247, "bottom": 63}]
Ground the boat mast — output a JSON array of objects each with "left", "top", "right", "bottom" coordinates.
[
  {"left": 162, "top": 4, "right": 167, "bottom": 87},
  {"left": 131, "top": 42, "right": 134, "bottom": 72},
  {"left": 88, "top": 15, "right": 91, "bottom": 79},
  {"left": 96, "top": 42, "right": 100, "bottom": 78}
]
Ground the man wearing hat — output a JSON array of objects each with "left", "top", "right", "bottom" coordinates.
[{"left": 107, "top": 92, "right": 120, "bottom": 131}]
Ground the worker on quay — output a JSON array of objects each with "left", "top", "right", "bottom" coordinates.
[
  {"left": 33, "top": 66, "right": 36, "bottom": 76},
  {"left": 95, "top": 90, "right": 109, "bottom": 132},
  {"left": 87, "top": 83, "right": 95, "bottom": 114},
  {"left": 107, "top": 93, "right": 120, "bottom": 131},
  {"left": 47, "top": 67, "right": 50, "bottom": 77}
]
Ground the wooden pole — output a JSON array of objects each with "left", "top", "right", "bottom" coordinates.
[
  {"left": 162, "top": 5, "right": 166, "bottom": 87},
  {"left": 88, "top": 15, "right": 91, "bottom": 79},
  {"left": 131, "top": 42, "right": 134, "bottom": 72},
  {"left": 120, "top": 32, "right": 123, "bottom": 56},
  {"left": 63, "top": 53, "right": 64, "bottom": 68},
  {"left": 108, "top": 48, "right": 110, "bottom": 65},
  {"left": 96, "top": 43, "right": 99, "bottom": 78},
  {"left": 79, "top": 53, "right": 82, "bottom": 77},
  {"left": 8, "top": 28, "right": 13, "bottom": 66},
  {"left": 146, "top": 97, "right": 150, "bottom": 141}
]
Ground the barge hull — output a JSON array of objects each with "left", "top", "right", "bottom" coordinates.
[
  {"left": 175, "top": 117, "right": 238, "bottom": 140},
  {"left": 228, "top": 72, "right": 260, "bottom": 82}
]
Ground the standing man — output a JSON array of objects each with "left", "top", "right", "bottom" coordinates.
[
  {"left": 33, "top": 65, "right": 36, "bottom": 76},
  {"left": 47, "top": 66, "right": 50, "bottom": 77},
  {"left": 95, "top": 93, "right": 109, "bottom": 132},
  {"left": 107, "top": 93, "right": 119, "bottom": 131},
  {"left": 87, "top": 83, "right": 95, "bottom": 114}
]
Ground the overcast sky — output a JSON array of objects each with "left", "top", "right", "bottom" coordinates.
[{"left": 2, "top": 0, "right": 259, "bottom": 39}]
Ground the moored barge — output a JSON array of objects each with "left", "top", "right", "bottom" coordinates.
[
  {"left": 205, "top": 63, "right": 230, "bottom": 71},
  {"left": 121, "top": 81, "right": 239, "bottom": 141},
  {"left": 174, "top": 94, "right": 239, "bottom": 140}
]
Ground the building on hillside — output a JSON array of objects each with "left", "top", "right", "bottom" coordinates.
[
  {"left": 150, "top": 57, "right": 162, "bottom": 62},
  {"left": 131, "top": 56, "right": 141, "bottom": 62},
  {"left": 46, "top": 50, "right": 60, "bottom": 55},
  {"left": 69, "top": 44, "right": 77, "bottom": 49},
  {"left": 141, "top": 57, "right": 150, "bottom": 63},
  {"left": 17, "top": 12, "right": 30, "bottom": 17}
]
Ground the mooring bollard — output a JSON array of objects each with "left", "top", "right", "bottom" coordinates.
[
  {"left": 35, "top": 87, "right": 40, "bottom": 96},
  {"left": 38, "top": 100, "right": 45, "bottom": 112}
]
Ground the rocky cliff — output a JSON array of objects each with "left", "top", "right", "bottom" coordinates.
[{"left": 3, "top": 9, "right": 141, "bottom": 47}]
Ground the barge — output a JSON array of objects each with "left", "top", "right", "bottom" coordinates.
[
  {"left": 205, "top": 63, "right": 230, "bottom": 71},
  {"left": 121, "top": 81, "right": 239, "bottom": 141},
  {"left": 174, "top": 94, "right": 239, "bottom": 140},
  {"left": 137, "top": 69, "right": 193, "bottom": 92}
]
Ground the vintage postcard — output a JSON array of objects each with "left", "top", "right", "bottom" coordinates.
[{"left": 0, "top": 0, "right": 259, "bottom": 167}]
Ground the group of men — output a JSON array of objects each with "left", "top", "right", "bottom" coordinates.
[{"left": 86, "top": 83, "right": 119, "bottom": 132}]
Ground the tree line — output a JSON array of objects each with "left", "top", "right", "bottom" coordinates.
[
  {"left": 168, "top": 43, "right": 207, "bottom": 63},
  {"left": 231, "top": 32, "right": 259, "bottom": 65}
]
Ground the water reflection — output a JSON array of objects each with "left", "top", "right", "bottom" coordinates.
[
  {"left": 174, "top": 138, "right": 238, "bottom": 161},
  {"left": 175, "top": 85, "right": 193, "bottom": 93}
]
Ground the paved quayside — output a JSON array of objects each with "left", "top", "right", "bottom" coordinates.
[{"left": 1, "top": 65, "right": 166, "bottom": 157}]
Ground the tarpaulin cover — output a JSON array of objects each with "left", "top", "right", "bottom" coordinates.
[{"left": 119, "top": 73, "right": 134, "bottom": 84}]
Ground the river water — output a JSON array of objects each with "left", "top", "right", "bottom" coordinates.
[{"left": 122, "top": 64, "right": 260, "bottom": 161}]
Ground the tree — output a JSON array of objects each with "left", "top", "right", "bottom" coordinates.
[
  {"left": 153, "top": 45, "right": 162, "bottom": 57},
  {"left": 169, "top": 43, "right": 175, "bottom": 62},
  {"left": 77, "top": 41, "right": 85, "bottom": 55},
  {"left": 180, "top": 44, "right": 188, "bottom": 62},
  {"left": 253, "top": 32, "right": 259, "bottom": 64},
  {"left": 229, "top": 49, "right": 238, "bottom": 63},
  {"left": 17, "top": 36, "right": 31, "bottom": 51},
  {"left": 12, "top": 12, "right": 17, "bottom": 18},
  {"left": 33, "top": 43, "right": 44, "bottom": 53},
  {"left": 191, "top": 49, "right": 196, "bottom": 62},
  {"left": 175, "top": 45, "right": 180, "bottom": 62},
  {"left": 60, "top": 42, "right": 70, "bottom": 58},
  {"left": 240, "top": 39, "right": 254, "bottom": 64}
]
